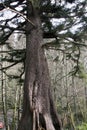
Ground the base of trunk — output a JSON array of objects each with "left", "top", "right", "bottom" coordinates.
[{"left": 18, "top": 89, "right": 62, "bottom": 130}]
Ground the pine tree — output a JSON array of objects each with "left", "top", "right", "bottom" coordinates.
[{"left": 0, "top": 0, "right": 87, "bottom": 130}]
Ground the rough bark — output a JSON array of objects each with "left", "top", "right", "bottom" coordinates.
[{"left": 18, "top": 1, "right": 62, "bottom": 130}]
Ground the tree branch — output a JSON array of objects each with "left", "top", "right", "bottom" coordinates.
[{"left": 0, "top": 3, "right": 35, "bottom": 27}]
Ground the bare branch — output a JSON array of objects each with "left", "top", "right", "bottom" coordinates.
[{"left": 0, "top": 4, "right": 35, "bottom": 27}]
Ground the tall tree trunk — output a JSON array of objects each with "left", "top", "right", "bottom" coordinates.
[{"left": 18, "top": 1, "right": 62, "bottom": 130}]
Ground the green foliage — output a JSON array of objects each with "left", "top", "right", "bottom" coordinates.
[
  {"left": 77, "top": 123, "right": 87, "bottom": 130},
  {"left": 78, "top": 63, "right": 87, "bottom": 79}
]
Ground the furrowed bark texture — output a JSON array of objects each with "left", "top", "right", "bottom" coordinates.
[{"left": 18, "top": 1, "right": 62, "bottom": 130}]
